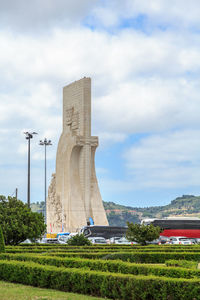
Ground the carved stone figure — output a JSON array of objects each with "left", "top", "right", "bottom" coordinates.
[{"left": 46, "top": 77, "right": 108, "bottom": 233}]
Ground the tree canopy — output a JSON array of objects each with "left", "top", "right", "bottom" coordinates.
[
  {"left": 0, "top": 195, "right": 46, "bottom": 245},
  {"left": 126, "top": 222, "right": 162, "bottom": 245}
]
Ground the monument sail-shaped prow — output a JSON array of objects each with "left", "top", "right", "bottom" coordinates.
[{"left": 47, "top": 77, "right": 108, "bottom": 233}]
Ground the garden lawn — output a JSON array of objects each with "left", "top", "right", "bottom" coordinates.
[{"left": 0, "top": 280, "right": 106, "bottom": 300}]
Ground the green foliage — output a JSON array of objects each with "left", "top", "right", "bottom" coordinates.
[
  {"left": 126, "top": 222, "right": 162, "bottom": 245},
  {"left": 103, "top": 251, "right": 200, "bottom": 263},
  {"left": 0, "top": 195, "right": 46, "bottom": 245},
  {"left": 67, "top": 234, "right": 92, "bottom": 246},
  {"left": 2, "top": 252, "right": 200, "bottom": 280},
  {"left": 108, "top": 211, "right": 140, "bottom": 226},
  {"left": 165, "top": 259, "right": 198, "bottom": 269},
  {"left": 0, "top": 226, "right": 5, "bottom": 253},
  {"left": 2, "top": 244, "right": 200, "bottom": 299},
  {"left": 1, "top": 260, "right": 200, "bottom": 299}
]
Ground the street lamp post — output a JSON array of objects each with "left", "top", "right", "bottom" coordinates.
[
  {"left": 24, "top": 131, "right": 37, "bottom": 208},
  {"left": 39, "top": 138, "right": 52, "bottom": 224}
]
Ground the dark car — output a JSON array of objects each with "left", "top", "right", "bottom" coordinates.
[{"left": 158, "top": 236, "right": 171, "bottom": 245}]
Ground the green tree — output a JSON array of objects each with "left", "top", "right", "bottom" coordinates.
[
  {"left": 0, "top": 195, "right": 46, "bottom": 245},
  {"left": 67, "top": 234, "right": 91, "bottom": 246},
  {"left": 0, "top": 225, "right": 5, "bottom": 252},
  {"left": 126, "top": 222, "right": 162, "bottom": 245}
]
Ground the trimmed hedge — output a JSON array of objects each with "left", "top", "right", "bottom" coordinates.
[
  {"left": 1, "top": 260, "right": 200, "bottom": 299},
  {"left": 6, "top": 248, "right": 45, "bottom": 253},
  {"left": 7, "top": 247, "right": 200, "bottom": 253},
  {"left": 103, "top": 251, "right": 200, "bottom": 263},
  {"left": 41, "top": 251, "right": 200, "bottom": 263},
  {"left": 7, "top": 244, "right": 200, "bottom": 250},
  {"left": 1, "top": 253, "right": 200, "bottom": 279},
  {"left": 0, "top": 226, "right": 5, "bottom": 253},
  {"left": 165, "top": 259, "right": 198, "bottom": 269},
  {"left": 6, "top": 244, "right": 200, "bottom": 254}
]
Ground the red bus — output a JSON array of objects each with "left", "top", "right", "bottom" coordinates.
[{"left": 141, "top": 217, "right": 200, "bottom": 238}]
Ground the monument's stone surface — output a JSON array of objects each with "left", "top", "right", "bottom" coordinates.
[{"left": 47, "top": 77, "right": 108, "bottom": 233}]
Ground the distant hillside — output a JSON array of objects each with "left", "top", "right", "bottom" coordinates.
[
  {"left": 103, "top": 201, "right": 141, "bottom": 226},
  {"left": 104, "top": 195, "right": 200, "bottom": 225},
  {"left": 31, "top": 195, "right": 200, "bottom": 227}
]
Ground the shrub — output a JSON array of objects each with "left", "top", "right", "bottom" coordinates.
[
  {"left": 67, "top": 234, "right": 92, "bottom": 246},
  {"left": 0, "top": 226, "right": 5, "bottom": 253},
  {"left": 1, "top": 260, "right": 200, "bottom": 299},
  {"left": 103, "top": 251, "right": 200, "bottom": 263},
  {"left": 126, "top": 222, "right": 162, "bottom": 245},
  {"left": 165, "top": 259, "right": 198, "bottom": 269},
  {"left": 2, "top": 253, "right": 200, "bottom": 279}
]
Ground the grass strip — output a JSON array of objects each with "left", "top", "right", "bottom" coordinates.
[{"left": 0, "top": 280, "right": 104, "bottom": 300}]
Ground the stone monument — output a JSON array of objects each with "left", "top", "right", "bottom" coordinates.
[{"left": 47, "top": 77, "right": 108, "bottom": 233}]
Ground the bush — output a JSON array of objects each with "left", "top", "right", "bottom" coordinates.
[
  {"left": 67, "top": 234, "right": 92, "bottom": 246},
  {"left": 2, "top": 253, "right": 200, "bottom": 279},
  {"left": 1, "top": 260, "right": 200, "bottom": 299},
  {"left": 103, "top": 251, "right": 200, "bottom": 263},
  {"left": 0, "top": 226, "right": 5, "bottom": 253},
  {"left": 126, "top": 222, "right": 162, "bottom": 245},
  {"left": 165, "top": 259, "right": 198, "bottom": 269}
]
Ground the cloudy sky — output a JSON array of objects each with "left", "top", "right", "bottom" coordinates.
[{"left": 1, "top": 0, "right": 200, "bottom": 207}]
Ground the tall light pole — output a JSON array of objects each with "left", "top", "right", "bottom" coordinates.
[
  {"left": 39, "top": 138, "right": 52, "bottom": 224},
  {"left": 24, "top": 131, "right": 37, "bottom": 208}
]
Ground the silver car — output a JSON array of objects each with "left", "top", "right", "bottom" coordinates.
[
  {"left": 169, "top": 236, "right": 192, "bottom": 245},
  {"left": 115, "top": 237, "right": 132, "bottom": 244},
  {"left": 88, "top": 237, "right": 107, "bottom": 244}
]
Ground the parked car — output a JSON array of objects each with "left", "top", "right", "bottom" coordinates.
[
  {"left": 189, "top": 238, "right": 199, "bottom": 244},
  {"left": 169, "top": 236, "right": 192, "bottom": 245},
  {"left": 58, "top": 235, "right": 71, "bottom": 244},
  {"left": 115, "top": 237, "right": 132, "bottom": 245},
  {"left": 109, "top": 237, "right": 122, "bottom": 244},
  {"left": 20, "top": 239, "right": 32, "bottom": 244},
  {"left": 88, "top": 237, "right": 107, "bottom": 244},
  {"left": 146, "top": 239, "right": 160, "bottom": 245},
  {"left": 41, "top": 238, "right": 59, "bottom": 244},
  {"left": 158, "top": 236, "right": 171, "bottom": 245}
]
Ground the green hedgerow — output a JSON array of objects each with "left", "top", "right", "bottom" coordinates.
[{"left": 0, "top": 225, "right": 5, "bottom": 253}]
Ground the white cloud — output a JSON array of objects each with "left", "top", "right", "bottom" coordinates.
[
  {"left": 0, "top": 0, "right": 98, "bottom": 31},
  {"left": 1, "top": 26, "right": 200, "bottom": 168},
  {"left": 2, "top": 27, "right": 199, "bottom": 136},
  {"left": 124, "top": 130, "right": 200, "bottom": 188},
  {"left": 94, "top": 78, "right": 200, "bottom": 135},
  {"left": 90, "top": 0, "right": 200, "bottom": 30},
  {"left": 1, "top": 0, "right": 200, "bottom": 204},
  {"left": 1, "top": 0, "right": 200, "bottom": 33}
]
